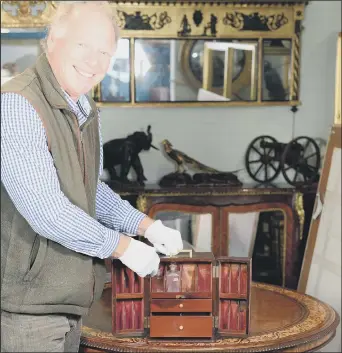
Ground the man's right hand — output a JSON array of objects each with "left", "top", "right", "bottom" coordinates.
[{"left": 113, "top": 235, "right": 160, "bottom": 277}]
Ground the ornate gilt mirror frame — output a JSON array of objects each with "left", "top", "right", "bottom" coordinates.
[{"left": 1, "top": 0, "right": 307, "bottom": 108}]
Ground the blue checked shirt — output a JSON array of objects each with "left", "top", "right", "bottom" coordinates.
[{"left": 1, "top": 91, "right": 146, "bottom": 259}]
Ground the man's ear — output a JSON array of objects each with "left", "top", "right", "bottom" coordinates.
[
  {"left": 46, "top": 24, "right": 67, "bottom": 52},
  {"left": 46, "top": 34, "right": 54, "bottom": 53}
]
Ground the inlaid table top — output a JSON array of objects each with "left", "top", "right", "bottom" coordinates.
[{"left": 80, "top": 282, "right": 340, "bottom": 352}]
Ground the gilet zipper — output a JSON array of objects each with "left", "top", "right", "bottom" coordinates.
[
  {"left": 71, "top": 113, "right": 95, "bottom": 305},
  {"left": 71, "top": 113, "right": 90, "bottom": 186},
  {"left": 80, "top": 130, "right": 86, "bottom": 184}
]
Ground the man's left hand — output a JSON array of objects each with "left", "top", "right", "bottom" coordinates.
[{"left": 144, "top": 220, "right": 183, "bottom": 256}]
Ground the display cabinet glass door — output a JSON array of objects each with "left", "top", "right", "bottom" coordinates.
[
  {"left": 146, "top": 202, "right": 298, "bottom": 288},
  {"left": 220, "top": 205, "right": 286, "bottom": 287},
  {"left": 147, "top": 204, "right": 220, "bottom": 256}
]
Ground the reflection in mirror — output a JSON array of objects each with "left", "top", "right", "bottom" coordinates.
[
  {"left": 135, "top": 39, "right": 171, "bottom": 102},
  {"left": 1, "top": 29, "right": 44, "bottom": 86},
  {"left": 153, "top": 211, "right": 212, "bottom": 252},
  {"left": 183, "top": 40, "right": 258, "bottom": 101},
  {"left": 134, "top": 39, "right": 258, "bottom": 102},
  {"left": 262, "top": 39, "right": 292, "bottom": 101},
  {"left": 98, "top": 38, "right": 130, "bottom": 102},
  {"left": 228, "top": 210, "right": 284, "bottom": 286},
  {"left": 202, "top": 42, "right": 257, "bottom": 101},
  {"left": 202, "top": 41, "right": 258, "bottom": 101},
  {"left": 188, "top": 40, "right": 246, "bottom": 90}
]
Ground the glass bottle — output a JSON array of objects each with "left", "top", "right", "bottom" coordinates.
[
  {"left": 181, "top": 264, "right": 196, "bottom": 292},
  {"left": 152, "top": 266, "right": 165, "bottom": 292},
  {"left": 165, "top": 263, "right": 181, "bottom": 292}
]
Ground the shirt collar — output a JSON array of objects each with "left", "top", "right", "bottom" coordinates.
[{"left": 61, "top": 89, "right": 91, "bottom": 118}]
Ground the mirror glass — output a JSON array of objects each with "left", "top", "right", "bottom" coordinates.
[
  {"left": 202, "top": 41, "right": 259, "bottom": 101},
  {"left": 153, "top": 211, "right": 212, "bottom": 252},
  {"left": 134, "top": 39, "right": 259, "bottom": 102},
  {"left": 98, "top": 38, "right": 131, "bottom": 102},
  {"left": 227, "top": 210, "right": 285, "bottom": 286},
  {"left": 262, "top": 39, "right": 292, "bottom": 101}
]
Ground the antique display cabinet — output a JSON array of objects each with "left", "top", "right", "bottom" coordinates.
[
  {"left": 135, "top": 185, "right": 308, "bottom": 290},
  {"left": 111, "top": 251, "right": 251, "bottom": 340},
  {"left": 110, "top": 183, "right": 317, "bottom": 292}
]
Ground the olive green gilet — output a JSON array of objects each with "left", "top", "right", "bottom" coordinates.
[{"left": 1, "top": 53, "right": 106, "bottom": 316}]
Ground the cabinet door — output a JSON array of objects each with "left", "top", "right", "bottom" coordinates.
[
  {"left": 111, "top": 261, "right": 145, "bottom": 336},
  {"left": 217, "top": 258, "right": 251, "bottom": 337}
]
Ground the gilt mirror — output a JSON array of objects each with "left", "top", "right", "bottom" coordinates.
[
  {"left": 1, "top": 0, "right": 307, "bottom": 107},
  {"left": 92, "top": 0, "right": 306, "bottom": 107}
]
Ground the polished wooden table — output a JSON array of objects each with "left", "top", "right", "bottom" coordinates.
[{"left": 80, "top": 282, "right": 339, "bottom": 352}]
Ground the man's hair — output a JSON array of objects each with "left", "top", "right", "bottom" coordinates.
[{"left": 41, "top": 1, "right": 121, "bottom": 51}]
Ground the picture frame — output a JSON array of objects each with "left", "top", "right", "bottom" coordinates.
[{"left": 1, "top": 28, "right": 45, "bottom": 85}]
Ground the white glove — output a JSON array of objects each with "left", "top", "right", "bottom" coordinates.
[
  {"left": 118, "top": 238, "right": 160, "bottom": 277},
  {"left": 144, "top": 220, "right": 183, "bottom": 256}
]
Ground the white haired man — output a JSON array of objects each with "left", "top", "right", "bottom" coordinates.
[{"left": 1, "top": 2, "right": 183, "bottom": 352}]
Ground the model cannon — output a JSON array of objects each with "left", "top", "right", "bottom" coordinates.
[{"left": 244, "top": 135, "right": 321, "bottom": 186}]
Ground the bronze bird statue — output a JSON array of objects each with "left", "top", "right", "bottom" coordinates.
[{"left": 161, "top": 139, "right": 220, "bottom": 174}]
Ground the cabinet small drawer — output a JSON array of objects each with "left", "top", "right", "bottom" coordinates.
[
  {"left": 150, "top": 316, "right": 212, "bottom": 338},
  {"left": 151, "top": 299, "right": 212, "bottom": 313}
]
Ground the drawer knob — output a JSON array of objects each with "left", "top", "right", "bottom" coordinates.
[
  {"left": 179, "top": 304, "right": 184, "bottom": 308},
  {"left": 179, "top": 325, "right": 184, "bottom": 330}
]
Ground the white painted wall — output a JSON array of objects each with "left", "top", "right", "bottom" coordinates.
[{"left": 97, "top": 1, "right": 341, "bottom": 184}]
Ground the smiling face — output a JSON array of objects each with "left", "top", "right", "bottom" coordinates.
[{"left": 46, "top": 3, "right": 116, "bottom": 101}]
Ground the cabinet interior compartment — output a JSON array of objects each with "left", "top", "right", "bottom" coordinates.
[
  {"left": 217, "top": 258, "right": 251, "bottom": 337},
  {"left": 111, "top": 261, "right": 145, "bottom": 336},
  {"left": 151, "top": 261, "right": 213, "bottom": 298}
]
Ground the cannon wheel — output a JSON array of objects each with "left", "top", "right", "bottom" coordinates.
[
  {"left": 245, "top": 135, "right": 282, "bottom": 183},
  {"left": 280, "top": 136, "right": 321, "bottom": 186}
]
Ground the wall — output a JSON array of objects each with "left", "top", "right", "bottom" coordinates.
[{"left": 99, "top": 1, "right": 341, "bottom": 185}]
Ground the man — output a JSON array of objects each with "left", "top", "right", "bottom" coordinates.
[{"left": 1, "top": 2, "right": 183, "bottom": 352}]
